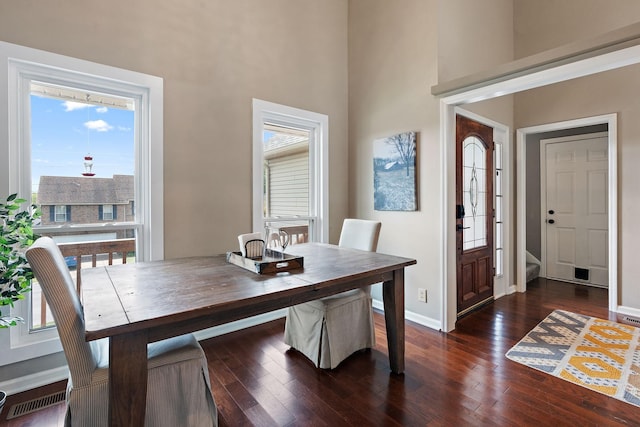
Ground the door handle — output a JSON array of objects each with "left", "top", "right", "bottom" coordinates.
[
  {"left": 456, "top": 224, "right": 470, "bottom": 231},
  {"left": 548, "top": 209, "right": 555, "bottom": 215},
  {"left": 547, "top": 219, "right": 555, "bottom": 224}
]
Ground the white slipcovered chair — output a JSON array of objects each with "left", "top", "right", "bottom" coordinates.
[
  {"left": 26, "top": 236, "right": 218, "bottom": 427},
  {"left": 284, "top": 218, "right": 382, "bottom": 369}
]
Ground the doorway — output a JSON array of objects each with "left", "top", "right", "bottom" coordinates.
[
  {"left": 541, "top": 132, "right": 609, "bottom": 288},
  {"left": 516, "top": 114, "right": 617, "bottom": 312}
]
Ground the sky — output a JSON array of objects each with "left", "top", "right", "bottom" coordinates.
[{"left": 30, "top": 94, "right": 135, "bottom": 192}]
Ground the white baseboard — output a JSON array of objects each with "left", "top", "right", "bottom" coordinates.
[
  {"left": 616, "top": 305, "right": 640, "bottom": 320},
  {"left": 372, "top": 300, "right": 441, "bottom": 331},
  {"left": 0, "top": 366, "right": 68, "bottom": 395}
]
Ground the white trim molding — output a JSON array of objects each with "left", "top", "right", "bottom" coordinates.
[{"left": 251, "top": 99, "right": 329, "bottom": 243}]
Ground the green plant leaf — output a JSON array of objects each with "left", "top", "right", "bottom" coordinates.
[{"left": 0, "top": 193, "right": 41, "bottom": 328}]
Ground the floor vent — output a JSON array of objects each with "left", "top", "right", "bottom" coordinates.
[
  {"left": 5, "top": 390, "right": 65, "bottom": 420},
  {"left": 622, "top": 315, "right": 640, "bottom": 327}
]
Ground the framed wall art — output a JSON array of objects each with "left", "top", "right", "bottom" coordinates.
[{"left": 373, "top": 131, "right": 418, "bottom": 211}]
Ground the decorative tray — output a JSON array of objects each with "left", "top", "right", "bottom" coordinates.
[{"left": 226, "top": 249, "right": 304, "bottom": 274}]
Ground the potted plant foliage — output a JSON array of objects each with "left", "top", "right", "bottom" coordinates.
[{"left": 0, "top": 193, "right": 40, "bottom": 413}]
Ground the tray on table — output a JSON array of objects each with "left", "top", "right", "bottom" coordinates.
[{"left": 226, "top": 249, "right": 304, "bottom": 274}]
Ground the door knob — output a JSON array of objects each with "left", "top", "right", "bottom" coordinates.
[
  {"left": 548, "top": 210, "right": 554, "bottom": 215},
  {"left": 547, "top": 219, "right": 555, "bottom": 224},
  {"left": 456, "top": 224, "right": 470, "bottom": 231}
]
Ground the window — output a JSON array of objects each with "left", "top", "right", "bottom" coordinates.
[
  {"left": 101, "top": 205, "right": 115, "bottom": 220},
  {"left": 252, "top": 99, "right": 328, "bottom": 244},
  {"left": 0, "top": 41, "right": 164, "bottom": 365},
  {"left": 54, "top": 205, "right": 69, "bottom": 222}
]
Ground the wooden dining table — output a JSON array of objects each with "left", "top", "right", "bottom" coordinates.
[{"left": 81, "top": 242, "right": 416, "bottom": 427}]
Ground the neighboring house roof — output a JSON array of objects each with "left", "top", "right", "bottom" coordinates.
[{"left": 37, "top": 175, "right": 134, "bottom": 205}]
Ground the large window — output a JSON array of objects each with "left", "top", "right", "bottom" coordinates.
[
  {"left": 28, "top": 84, "right": 136, "bottom": 331},
  {"left": 0, "top": 41, "right": 164, "bottom": 365},
  {"left": 252, "top": 99, "right": 328, "bottom": 244}
]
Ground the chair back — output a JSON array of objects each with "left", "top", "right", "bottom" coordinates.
[
  {"left": 338, "top": 219, "right": 381, "bottom": 252},
  {"left": 26, "top": 237, "right": 99, "bottom": 387}
]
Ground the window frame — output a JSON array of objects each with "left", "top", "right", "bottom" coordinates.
[
  {"left": 101, "top": 204, "right": 114, "bottom": 221},
  {"left": 252, "top": 99, "right": 328, "bottom": 243},
  {"left": 53, "top": 205, "right": 68, "bottom": 223},
  {"left": 0, "top": 41, "right": 164, "bottom": 365}
]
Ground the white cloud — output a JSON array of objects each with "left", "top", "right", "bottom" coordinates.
[
  {"left": 117, "top": 125, "right": 132, "bottom": 132},
  {"left": 96, "top": 106, "right": 108, "bottom": 113},
  {"left": 84, "top": 120, "right": 113, "bottom": 132},
  {"left": 63, "top": 101, "right": 91, "bottom": 112}
]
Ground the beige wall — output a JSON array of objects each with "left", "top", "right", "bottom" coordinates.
[
  {"left": 0, "top": 0, "right": 349, "bottom": 258},
  {"left": 439, "top": 0, "right": 514, "bottom": 81},
  {"left": 514, "top": 0, "right": 640, "bottom": 58},
  {"left": 348, "top": 0, "right": 439, "bottom": 318}
]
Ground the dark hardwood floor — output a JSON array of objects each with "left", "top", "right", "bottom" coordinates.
[{"left": 3, "top": 278, "right": 637, "bottom": 426}]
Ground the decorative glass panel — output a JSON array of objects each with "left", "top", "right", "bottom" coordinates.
[
  {"left": 495, "top": 141, "right": 503, "bottom": 276},
  {"left": 462, "top": 136, "right": 487, "bottom": 250}
]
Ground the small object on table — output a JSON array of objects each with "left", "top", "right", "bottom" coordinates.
[
  {"left": 238, "top": 232, "right": 263, "bottom": 257},
  {"left": 244, "top": 239, "right": 265, "bottom": 259},
  {"left": 226, "top": 249, "right": 303, "bottom": 274}
]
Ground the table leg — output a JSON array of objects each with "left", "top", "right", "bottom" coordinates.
[
  {"left": 382, "top": 268, "right": 405, "bottom": 374},
  {"left": 109, "top": 331, "right": 148, "bottom": 427}
]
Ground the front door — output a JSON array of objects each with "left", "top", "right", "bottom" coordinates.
[
  {"left": 543, "top": 132, "right": 608, "bottom": 287},
  {"left": 456, "top": 114, "right": 495, "bottom": 316}
]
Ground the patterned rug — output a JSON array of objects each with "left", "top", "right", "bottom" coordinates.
[{"left": 506, "top": 309, "right": 640, "bottom": 407}]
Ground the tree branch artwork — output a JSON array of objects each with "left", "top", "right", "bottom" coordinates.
[
  {"left": 385, "top": 132, "right": 416, "bottom": 177},
  {"left": 373, "top": 131, "right": 418, "bottom": 211}
]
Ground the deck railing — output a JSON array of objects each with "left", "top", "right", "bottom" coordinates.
[{"left": 35, "top": 238, "right": 136, "bottom": 328}]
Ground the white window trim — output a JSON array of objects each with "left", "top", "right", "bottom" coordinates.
[
  {"left": 54, "top": 205, "right": 67, "bottom": 222},
  {"left": 252, "top": 99, "right": 329, "bottom": 243},
  {"left": 0, "top": 41, "right": 164, "bottom": 365},
  {"left": 102, "top": 204, "right": 114, "bottom": 221}
]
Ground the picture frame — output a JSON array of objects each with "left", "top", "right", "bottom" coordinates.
[{"left": 373, "top": 131, "right": 418, "bottom": 211}]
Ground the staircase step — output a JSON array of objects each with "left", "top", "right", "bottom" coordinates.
[{"left": 526, "top": 262, "right": 540, "bottom": 283}]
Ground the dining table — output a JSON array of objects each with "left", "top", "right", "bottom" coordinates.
[{"left": 81, "top": 242, "right": 416, "bottom": 427}]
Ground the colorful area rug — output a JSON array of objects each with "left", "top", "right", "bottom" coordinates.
[{"left": 506, "top": 309, "right": 640, "bottom": 407}]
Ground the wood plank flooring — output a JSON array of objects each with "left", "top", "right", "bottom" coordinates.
[{"left": 3, "top": 278, "right": 637, "bottom": 426}]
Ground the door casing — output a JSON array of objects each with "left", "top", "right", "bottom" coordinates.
[{"left": 517, "top": 116, "right": 617, "bottom": 307}]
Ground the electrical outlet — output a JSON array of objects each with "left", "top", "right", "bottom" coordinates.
[{"left": 418, "top": 288, "right": 427, "bottom": 303}]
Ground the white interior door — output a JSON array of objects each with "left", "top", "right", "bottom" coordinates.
[{"left": 542, "top": 132, "right": 608, "bottom": 287}]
